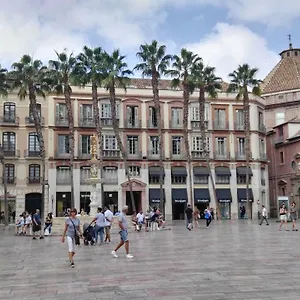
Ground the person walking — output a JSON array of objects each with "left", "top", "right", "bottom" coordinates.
[
  {"left": 32, "top": 209, "right": 43, "bottom": 240},
  {"left": 279, "top": 204, "right": 288, "bottom": 231},
  {"left": 104, "top": 206, "right": 113, "bottom": 243},
  {"left": 111, "top": 206, "right": 133, "bottom": 259},
  {"left": 185, "top": 204, "right": 193, "bottom": 231},
  {"left": 290, "top": 202, "right": 298, "bottom": 231},
  {"left": 61, "top": 208, "right": 83, "bottom": 268},
  {"left": 92, "top": 207, "right": 106, "bottom": 245},
  {"left": 193, "top": 206, "right": 200, "bottom": 228},
  {"left": 204, "top": 207, "right": 212, "bottom": 228},
  {"left": 259, "top": 205, "right": 269, "bottom": 225},
  {"left": 44, "top": 212, "right": 53, "bottom": 236}
]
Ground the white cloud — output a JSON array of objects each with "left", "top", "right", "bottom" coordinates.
[{"left": 184, "top": 23, "right": 280, "bottom": 80}]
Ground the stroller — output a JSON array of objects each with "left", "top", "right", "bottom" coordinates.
[{"left": 83, "top": 222, "right": 95, "bottom": 246}]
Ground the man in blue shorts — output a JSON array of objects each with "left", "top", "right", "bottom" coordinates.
[{"left": 111, "top": 205, "right": 133, "bottom": 259}]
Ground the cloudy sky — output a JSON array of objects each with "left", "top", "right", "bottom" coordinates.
[{"left": 0, "top": 0, "right": 299, "bottom": 80}]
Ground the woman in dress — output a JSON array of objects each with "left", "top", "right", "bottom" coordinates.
[
  {"left": 278, "top": 204, "right": 288, "bottom": 231},
  {"left": 193, "top": 206, "right": 200, "bottom": 228},
  {"left": 290, "top": 202, "right": 298, "bottom": 231},
  {"left": 44, "top": 212, "right": 53, "bottom": 235},
  {"left": 61, "top": 208, "right": 83, "bottom": 268}
]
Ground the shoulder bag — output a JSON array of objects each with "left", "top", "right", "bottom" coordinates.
[{"left": 69, "top": 218, "right": 80, "bottom": 245}]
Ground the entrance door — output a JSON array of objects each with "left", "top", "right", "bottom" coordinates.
[
  {"left": 25, "top": 193, "right": 42, "bottom": 215},
  {"left": 126, "top": 191, "right": 141, "bottom": 215},
  {"left": 195, "top": 202, "right": 209, "bottom": 219},
  {"left": 172, "top": 201, "right": 186, "bottom": 220},
  {"left": 220, "top": 202, "right": 231, "bottom": 219}
]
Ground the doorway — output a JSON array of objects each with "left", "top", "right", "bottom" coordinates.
[
  {"left": 172, "top": 200, "right": 186, "bottom": 220},
  {"left": 25, "top": 193, "right": 42, "bottom": 215},
  {"left": 126, "top": 191, "right": 141, "bottom": 215},
  {"left": 104, "top": 192, "right": 118, "bottom": 214},
  {"left": 219, "top": 202, "right": 231, "bottom": 219},
  {"left": 195, "top": 202, "right": 210, "bottom": 219},
  {"left": 56, "top": 192, "right": 71, "bottom": 217}
]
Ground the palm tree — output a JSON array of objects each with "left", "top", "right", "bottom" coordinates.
[
  {"left": 49, "top": 50, "right": 77, "bottom": 208},
  {"left": 134, "top": 40, "right": 172, "bottom": 216},
  {"left": 0, "top": 65, "right": 9, "bottom": 226},
  {"left": 228, "top": 64, "right": 262, "bottom": 219},
  {"left": 191, "top": 62, "right": 222, "bottom": 217},
  {"left": 9, "top": 55, "right": 50, "bottom": 220},
  {"left": 74, "top": 46, "right": 104, "bottom": 203},
  {"left": 168, "top": 49, "right": 201, "bottom": 206},
  {"left": 102, "top": 50, "right": 136, "bottom": 214}
]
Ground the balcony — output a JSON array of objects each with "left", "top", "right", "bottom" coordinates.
[
  {"left": 275, "top": 136, "right": 284, "bottom": 144},
  {"left": 3, "top": 149, "right": 20, "bottom": 158},
  {"left": 25, "top": 116, "right": 45, "bottom": 126},
  {"left": 213, "top": 121, "right": 229, "bottom": 130},
  {"left": 78, "top": 151, "right": 92, "bottom": 160},
  {"left": 148, "top": 150, "right": 161, "bottom": 160},
  {"left": 169, "top": 121, "right": 183, "bottom": 129},
  {"left": 28, "top": 177, "right": 41, "bottom": 184},
  {"left": 261, "top": 179, "right": 266, "bottom": 186},
  {"left": 170, "top": 152, "right": 185, "bottom": 160},
  {"left": 0, "top": 116, "right": 19, "bottom": 127},
  {"left": 2, "top": 177, "right": 16, "bottom": 184},
  {"left": 191, "top": 120, "right": 208, "bottom": 130},
  {"left": 79, "top": 117, "right": 95, "bottom": 128},
  {"left": 56, "top": 176, "right": 72, "bottom": 185},
  {"left": 125, "top": 119, "right": 142, "bottom": 129},
  {"left": 102, "top": 149, "right": 120, "bottom": 159},
  {"left": 55, "top": 151, "right": 71, "bottom": 159},
  {"left": 235, "top": 152, "right": 253, "bottom": 160},
  {"left": 259, "top": 152, "right": 268, "bottom": 161},
  {"left": 24, "top": 150, "right": 41, "bottom": 158},
  {"left": 102, "top": 177, "right": 118, "bottom": 184},
  {"left": 191, "top": 151, "right": 207, "bottom": 160},
  {"left": 147, "top": 120, "right": 158, "bottom": 129},
  {"left": 213, "top": 153, "right": 229, "bottom": 160},
  {"left": 100, "top": 118, "right": 119, "bottom": 127},
  {"left": 127, "top": 151, "right": 142, "bottom": 160},
  {"left": 258, "top": 124, "right": 267, "bottom": 134},
  {"left": 55, "top": 117, "right": 68, "bottom": 127},
  {"left": 234, "top": 122, "right": 245, "bottom": 131}
]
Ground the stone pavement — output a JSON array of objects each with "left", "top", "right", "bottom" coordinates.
[{"left": 1, "top": 219, "right": 300, "bottom": 300}]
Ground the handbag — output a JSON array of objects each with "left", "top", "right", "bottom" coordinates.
[{"left": 69, "top": 218, "right": 80, "bottom": 245}]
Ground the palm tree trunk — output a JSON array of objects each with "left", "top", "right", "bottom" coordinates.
[
  {"left": 183, "top": 83, "right": 193, "bottom": 207},
  {"left": 109, "top": 84, "right": 136, "bottom": 214},
  {"left": 64, "top": 83, "right": 75, "bottom": 208},
  {"left": 151, "top": 73, "right": 165, "bottom": 217},
  {"left": 0, "top": 147, "right": 8, "bottom": 226},
  {"left": 243, "top": 89, "right": 251, "bottom": 219},
  {"left": 29, "top": 83, "right": 46, "bottom": 221},
  {"left": 199, "top": 88, "right": 219, "bottom": 217},
  {"left": 92, "top": 83, "right": 104, "bottom": 207}
]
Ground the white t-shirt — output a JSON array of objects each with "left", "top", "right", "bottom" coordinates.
[
  {"left": 25, "top": 215, "right": 32, "bottom": 224},
  {"left": 104, "top": 210, "right": 113, "bottom": 226},
  {"left": 262, "top": 207, "right": 267, "bottom": 217},
  {"left": 137, "top": 213, "right": 144, "bottom": 223}
]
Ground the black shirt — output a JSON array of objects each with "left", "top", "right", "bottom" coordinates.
[{"left": 185, "top": 208, "right": 193, "bottom": 219}]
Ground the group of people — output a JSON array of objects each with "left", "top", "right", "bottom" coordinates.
[
  {"left": 277, "top": 202, "right": 298, "bottom": 231},
  {"left": 185, "top": 204, "right": 213, "bottom": 230}
]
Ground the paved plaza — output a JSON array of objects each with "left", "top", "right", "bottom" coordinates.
[{"left": 1, "top": 220, "right": 300, "bottom": 300}]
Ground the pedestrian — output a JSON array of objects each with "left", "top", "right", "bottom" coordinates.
[
  {"left": 204, "top": 207, "right": 212, "bottom": 228},
  {"left": 44, "top": 212, "right": 53, "bottom": 236},
  {"left": 259, "top": 205, "right": 269, "bottom": 225},
  {"left": 92, "top": 207, "right": 106, "bottom": 245},
  {"left": 279, "top": 204, "right": 288, "bottom": 231},
  {"left": 136, "top": 210, "right": 145, "bottom": 231},
  {"left": 104, "top": 206, "right": 114, "bottom": 243},
  {"left": 61, "top": 208, "right": 83, "bottom": 268},
  {"left": 193, "top": 206, "right": 200, "bottom": 228},
  {"left": 111, "top": 205, "right": 133, "bottom": 259},
  {"left": 32, "top": 209, "right": 44, "bottom": 240},
  {"left": 290, "top": 202, "right": 298, "bottom": 231},
  {"left": 185, "top": 204, "right": 193, "bottom": 230}
]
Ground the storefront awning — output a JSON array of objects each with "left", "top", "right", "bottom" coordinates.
[
  {"left": 215, "top": 167, "right": 231, "bottom": 176},
  {"left": 148, "top": 166, "right": 165, "bottom": 176},
  {"left": 194, "top": 189, "right": 210, "bottom": 203},
  {"left": 194, "top": 166, "right": 209, "bottom": 176},
  {"left": 236, "top": 167, "right": 253, "bottom": 176},
  {"left": 216, "top": 189, "right": 232, "bottom": 203},
  {"left": 172, "top": 189, "right": 187, "bottom": 203},
  {"left": 149, "top": 189, "right": 165, "bottom": 204},
  {"left": 171, "top": 167, "right": 187, "bottom": 176},
  {"left": 237, "top": 189, "right": 254, "bottom": 202}
]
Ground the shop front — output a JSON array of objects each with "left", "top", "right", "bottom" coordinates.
[
  {"left": 237, "top": 188, "right": 253, "bottom": 219},
  {"left": 194, "top": 188, "right": 210, "bottom": 218},
  {"left": 149, "top": 188, "right": 165, "bottom": 211},
  {"left": 80, "top": 192, "right": 91, "bottom": 215},
  {"left": 172, "top": 189, "right": 188, "bottom": 220},
  {"left": 216, "top": 189, "right": 232, "bottom": 219}
]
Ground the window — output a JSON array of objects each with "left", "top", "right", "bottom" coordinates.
[
  {"left": 275, "top": 112, "right": 285, "bottom": 125},
  {"left": 149, "top": 176, "right": 160, "bottom": 184},
  {"left": 80, "top": 135, "right": 91, "bottom": 154},
  {"left": 150, "top": 136, "right": 159, "bottom": 155},
  {"left": 128, "top": 166, "right": 140, "bottom": 177},
  {"left": 101, "top": 103, "right": 119, "bottom": 119},
  {"left": 28, "top": 132, "right": 40, "bottom": 152},
  {"left": 236, "top": 109, "right": 244, "bottom": 128},
  {"left": 190, "top": 104, "right": 209, "bottom": 121},
  {"left": 171, "top": 108, "right": 183, "bottom": 126},
  {"left": 103, "top": 135, "right": 117, "bottom": 150},
  {"left": 56, "top": 103, "right": 67, "bottom": 119},
  {"left": 258, "top": 111, "right": 264, "bottom": 126},
  {"left": 194, "top": 175, "right": 208, "bottom": 184},
  {"left": 280, "top": 151, "right": 284, "bottom": 164},
  {"left": 260, "top": 139, "right": 265, "bottom": 154},
  {"left": 80, "top": 104, "right": 93, "bottom": 120},
  {"left": 192, "top": 136, "right": 210, "bottom": 152},
  {"left": 216, "top": 137, "right": 226, "bottom": 155},
  {"left": 149, "top": 106, "right": 158, "bottom": 127},
  {"left": 127, "top": 136, "right": 139, "bottom": 155},
  {"left": 56, "top": 166, "right": 71, "bottom": 184},
  {"left": 292, "top": 161, "right": 296, "bottom": 170},
  {"left": 29, "top": 164, "right": 40, "bottom": 183},
  {"left": 80, "top": 166, "right": 90, "bottom": 183},
  {"left": 172, "top": 136, "right": 182, "bottom": 155},
  {"left": 29, "top": 103, "right": 41, "bottom": 120},
  {"left": 214, "top": 109, "right": 226, "bottom": 127},
  {"left": 2, "top": 132, "right": 16, "bottom": 150},
  {"left": 237, "top": 175, "right": 252, "bottom": 184},
  {"left": 278, "top": 126, "right": 284, "bottom": 137},
  {"left": 171, "top": 175, "right": 186, "bottom": 184},
  {"left": 58, "top": 135, "right": 70, "bottom": 154},
  {"left": 216, "top": 176, "right": 230, "bottom": 184},
  {"left": 126, "top": 106, "right": 138, "bottom": 127},
  {"left": 261, "top": 169, "right": 265, "bottom": 185},
  {"left": 4, "top": 164, "right": 15, "bottom": 184},
  {"left": 3, "top": 102, "right": 16, "bottom": 121},
  {"left": 237, "top": 138, "right": 245, "bottom": 155},
  {"left": 103, "top": 167, "right": 118, "bottom": 180},
  {"left": 281, "top": 187, "right": 286, "bottom": 196}
]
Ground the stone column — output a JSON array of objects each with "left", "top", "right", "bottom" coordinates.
[
  {"left": 73, "top": 167, "right": 80, "bottom": 211},
  {"left": 165, "top": 167, "right": 172, "bottom": 221}
]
